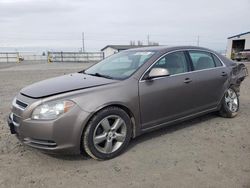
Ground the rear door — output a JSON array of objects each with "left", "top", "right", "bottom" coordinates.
[{"left": 186, "top": 50, "right": 229, "bottom": 111}]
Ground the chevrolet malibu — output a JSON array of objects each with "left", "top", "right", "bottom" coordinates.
[{"left": 8, "top": 46, "right": 248, "bottom": 160}]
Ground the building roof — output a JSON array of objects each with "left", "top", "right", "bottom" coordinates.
[
  {"left": 228, "top": 31, "right": 250, "bottom": 39},
  {"left": 101, "top": 45, "right": 153, "bottom": 51}
]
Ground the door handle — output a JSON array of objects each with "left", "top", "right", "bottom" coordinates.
[
  {"left": 184, "top": 78, "right": 192, "bottom": 83},
  {"left": 221, "top": 72, "right": 227, "bottom": 77}
]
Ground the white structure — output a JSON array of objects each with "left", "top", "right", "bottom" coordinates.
[
  {"left": 226, "top": 31, "right": 250, "bottom": 59},
  {"left": 101, "top": 45, "right": 133, "bottom": 58},
  {"left": 101, "top": 45, "right": 143, "bottom": 58}
]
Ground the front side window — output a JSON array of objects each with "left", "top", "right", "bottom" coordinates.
[
  {"left": 152, "top": 51, "right": 189, "bottom": 75},
  {"left": 189, "top": 51, "right": 216, "bottom": 70},
  {"left": 85, "top": 51, "right": 155, "bottom": 80}
]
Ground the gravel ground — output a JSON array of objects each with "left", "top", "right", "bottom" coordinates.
[{"left": 0, "top": 62, "right": 249, "bottom": 188}]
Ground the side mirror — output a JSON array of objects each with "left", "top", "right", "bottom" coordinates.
[{"left": 146, "top": 68, "right": 170, "bottom": 79}]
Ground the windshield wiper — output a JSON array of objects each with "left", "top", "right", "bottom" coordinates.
[{"left": 86, "top": 72, "right": 114, "bottom": 79}]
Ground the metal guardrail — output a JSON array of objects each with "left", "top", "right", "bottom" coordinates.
[
  {"left": 0, "top": 52, "right": 19, "bottom": 63},
  {"left": 0, "top": 51, "right": 104, "bottom": 63},
  {"left": 48, "top": 52, "right": 104, "bottom": 63}
]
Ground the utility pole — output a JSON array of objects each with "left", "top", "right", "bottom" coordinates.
[
  {"left": 197, "top": 35, "right": 200, "bottom": 46},
  {"left": 147, "top": 34, "right": 150, "bottom": 45},
  {"left": 82, "top": 32, "right": 85, "bottom": 52}
]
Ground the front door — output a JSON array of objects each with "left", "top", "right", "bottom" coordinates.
[{"left": 139, "top": 51, "right": 196, "bottom": 129}]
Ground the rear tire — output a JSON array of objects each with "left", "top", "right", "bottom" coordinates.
[
  {"left": 219, "top": 87, "right": 239, "bottom": 118},
  {"left": 82, "top": 107, "right": 132, "bottom": 160}
]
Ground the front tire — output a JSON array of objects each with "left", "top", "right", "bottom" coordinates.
[
  {"left": 83, "top": 107, "right": 132, "bottom": 160},
  {"left": 219, "top": 87, "right": 239, "bottom": 118}
]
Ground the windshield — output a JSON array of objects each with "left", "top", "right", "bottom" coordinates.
[{"left": 84, "top": 51, "right": 155, "bottom": 80}]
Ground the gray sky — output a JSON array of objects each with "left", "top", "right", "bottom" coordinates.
[{"left": 0, "top": 0, "right": 250, "bottom": 52}]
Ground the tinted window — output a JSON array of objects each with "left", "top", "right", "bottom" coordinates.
[
  {"left": 212, "top": 54, "right": 223, "bottom": 67},
  {"left": 189, "top": 51, "right": 215, "bottom": 70},
  {"left": 152, "top": 51, "right": 189, "bottom": 75}
]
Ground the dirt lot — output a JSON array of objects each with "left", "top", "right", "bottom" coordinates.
[{"left": 0, "top": 62, "right": 249, "bottom": 188}]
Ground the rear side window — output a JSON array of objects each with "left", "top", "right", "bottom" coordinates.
[
  {"left": 212, "top": 54, "right": 223, "bottom": 67},
  {"left": 189, "top": 51, "right": 215, "bottom": 71}
]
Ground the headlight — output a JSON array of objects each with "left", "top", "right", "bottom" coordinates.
[{"left": 32, "top": 100, "right": 75, "bottom": 120}]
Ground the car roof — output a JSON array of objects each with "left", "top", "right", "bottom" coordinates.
[{"left": 126, "top": 45, "right": 214, "bottom": 53}]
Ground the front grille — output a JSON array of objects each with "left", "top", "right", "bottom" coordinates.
[
  {"left": 12, "top": 114, "right": 20, "bottom": 124},
  {"left": 16, "top": 99, "right": 28, "bottom": 109}
]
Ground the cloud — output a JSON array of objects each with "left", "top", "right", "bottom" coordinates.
[
  {"left": 0, "top": 0, "right": 78, "bottom": 19},
  {"left": 0, "top": 0, "right": 249, "bottom": 51}
]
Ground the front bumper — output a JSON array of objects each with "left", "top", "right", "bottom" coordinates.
[
  {"left": 8, "top": 105, "right": 90, "bottom": 154},
  {"left": 8, "top": 113, "right": 17, "bottom": 134}
]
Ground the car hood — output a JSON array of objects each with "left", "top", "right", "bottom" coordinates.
[{"left": 20, "top": 73, "right": 117, "bottom": 99}]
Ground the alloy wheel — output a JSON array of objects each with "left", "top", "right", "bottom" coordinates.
[
  {"left": 93, "top": 115, "right": 127, "bottom": 154},
  {"left": 225, "top": 88, "right": 238, "bottom": 113}
]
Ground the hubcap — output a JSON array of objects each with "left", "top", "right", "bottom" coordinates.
[
  {"left": 225, "top": 88, "right": 238, "bottom": 113},
  {"left": 93, "top": 115, "right": 127, "bottom": 154}
]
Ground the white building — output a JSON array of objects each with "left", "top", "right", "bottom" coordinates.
[
  {"left": 226, "top": 31, "right": 250, "bottom": 59},
  {"left": 101, "top": 45, "right": 142, "bottom": 58}
]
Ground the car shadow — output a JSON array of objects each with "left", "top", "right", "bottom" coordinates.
[
  {"left": 127, "top": 112, "right": 218, "bottom": 151},
  {"left": 47, "top": 112, "right": 219, "bottom": 161},
  {"left": 46, "top": 152, "right": 89, "bottom": 161}
]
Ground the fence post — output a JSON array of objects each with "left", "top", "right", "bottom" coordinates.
[
  {"left": 17, "top": 52, "right": 20, "bottom": 63},
  {"left": 61, "top": 52, "right": 63, "bottom": 62},
  {"left": 47, "top": 52, "right": 52, "bottom": 63}
]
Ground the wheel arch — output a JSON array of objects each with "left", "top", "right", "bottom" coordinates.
[
  {"left": 216, "top": 80, "right": 234, "bottom": 109},
  {"left": 95, "top": 104, "right": 137, "bottom": 138},
  {"left": 217, "top": 83, "right": 240, "bottom": 110}
]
